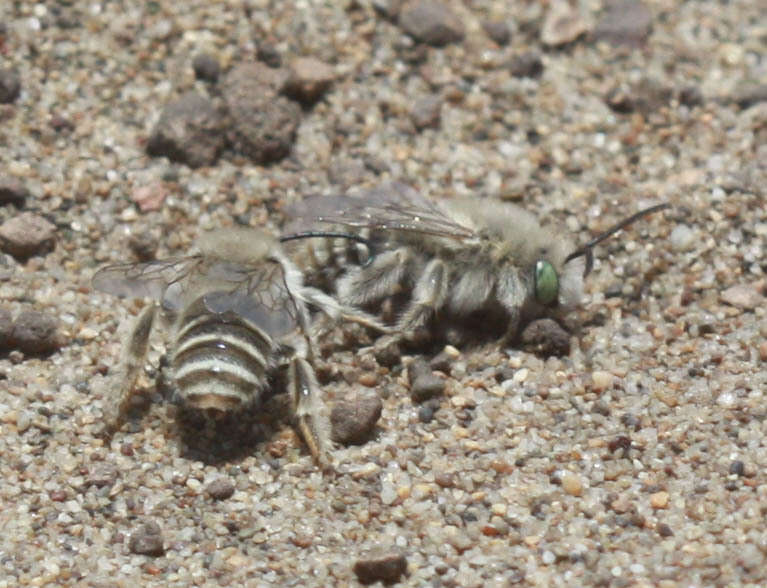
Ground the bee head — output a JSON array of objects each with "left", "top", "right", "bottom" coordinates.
[{"left": 563, "top": 203, "right": 670, "bottom": 278}]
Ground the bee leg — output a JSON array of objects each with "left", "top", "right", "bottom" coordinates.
[
  {"left": 337, "top": 248, "right": 411, "bottom": 307},
  {"left": 499, "top": 307, "right": 521, "bottom": 346},
  {"left": 395, "top": 258, "right": 448, "bottom": 342},
  {"left": 100, "top": 304, "right": 157, "bottom": 438},
  {"left": 288, "top": 355, "right": 334, "bottom": 469},
  {"left": 302, "top": 286, "right": 390, "bottom": 335},
  {"left": 497, "top": 274, "right": 525, "bottom": 345}
]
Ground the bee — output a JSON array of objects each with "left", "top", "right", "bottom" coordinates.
[
  {"left": 92, "top": 227, "right": 386, "bottom": 466},
  {"left": 286, "top": 182, "right": 669, "bottom": 347}
]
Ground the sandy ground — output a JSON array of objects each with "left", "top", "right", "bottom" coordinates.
[{"left": 0, "top": 1, "right": 765, "bottom": 586}]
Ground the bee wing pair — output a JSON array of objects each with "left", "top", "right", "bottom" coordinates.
[
  {"left": 289, "top": 181, "right": 477, "bottom": 241},
  {"left": 92, "top": 253, "right": 301, "bottom": 337}
]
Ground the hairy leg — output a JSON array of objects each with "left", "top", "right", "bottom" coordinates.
[
  {"left": 100, "top": 304, "right": 157, "bottom": 437},
  {"left": 394, "top": 258, "right": 449, "bottom": 341},
  {"left": 288, "top": 355, "right": 333, "bottom": 469}
]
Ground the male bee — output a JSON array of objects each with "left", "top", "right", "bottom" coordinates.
[
  {"left": 286, "top": 182, "right": 668, "bottom": 347},
  {"left": 92, "top": 227, "right": 385, "bottom": 465}
]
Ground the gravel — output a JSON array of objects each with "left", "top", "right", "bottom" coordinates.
[
  {"left": 0, "top": 212, "right": 56, "bottom": 259},
  {"left": 1, "top": 0, "right": 766, "bottom": 586}
]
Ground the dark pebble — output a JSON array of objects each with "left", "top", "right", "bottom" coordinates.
[
  {"left": 428, "top": 351, "right": 452, "bottom": 374},
  {"left": 331, "top": 391, "right": 383, "bottom": 445},
  {"left": 0, "top": 308, "right": 13, "bottom": 351},
  {"left": 519, "top": 318, "right": 570, "bottom": 357},
  {"left": 146, "top": 92, "right": 227, "bottom": 168},
  {"left": 0, "top": 212, "right": 56, "bottom": 259},
  {"left": 223, "top": 64, "right": 301, "bottom": 164},
  {"left": 482, "top": 20, "right": 511, "bottom": 45},
  {"left": 0, "top": 178, "right": 30, "bottom": 207},
  {"left": 353, "top": 549, "right": 408, "bottom": 584},
  {"left": 128, "top": 230, "right": 158, "bottom": 262},
  {"left": 398, "top": 1, "right": 465, "bottom": 47},
  {"left": 372, "top": 0, "right": 403, "bottom": 20},
  {"left": 729, "top": 460, "right": 745, "bottom": 477},
  {"left": 129, "top": 521, "right": 165, "bottom": 556},
  {"left": 605, "top": 78, "right": 673, "bottom": 115},
  {"left": 678, "top": 85, "right": 704, "bottom": 107},
  {"left": 731, "top": 83, "right": 767, "bottom": 109},
  {"left": 0, "top": 67, "right": 21, "bottom": 104},
  {"left": 205, "top": 476, "right": 236, "bottom": 500},
  {"left": 410, "top": 94, "right": 442, "bottom": 130},
  {"left": 283, "top": 57, "right": 335, "bottom": 106},
  {"left": 509, "top": 51, "right": 544, "bottom": 79},
  {"left": 373, "top": 337, "right": 402, "bottom": 368},
  {"left": 408, "top": 358, "right": 445, "bottom": 402},
  {"left": 256, "top": 42, "right": 282, "bottom": 68},
  {"left": 593, "top": 0, "right": 653, "bottom": 48},
  {"left": 10, "top": 310, "right": 61, "bottom": 355},
  {"left": 417, "top": 399, "right": 440, "bottom": 423},
  {"left": 192, "top": 53, "right": 221, "bottom": 83},
  {"left": 657, "top": 522, "right": 674, "bottom": 537}
]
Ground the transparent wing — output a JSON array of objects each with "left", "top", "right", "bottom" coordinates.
[
  {"left": 92, "top": 256, "right": 204, "bottom": 303},
  {"left": 287, "top": 182, "right": 477, "bottom": 240},
  {"left": 201, "top": 260, "right": 302, "bottom": 338}
]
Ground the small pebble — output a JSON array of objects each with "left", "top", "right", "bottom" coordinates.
[
  {"left": 353, "top": 549, "right": 407, "bottom": 584},
  {"left": 759, "top": 341, "right": 767, "bottom": 362},
  {"left": 410, "top": 94, "right": 442, "bottom": 130},
  {"left": 398, "top": 1, "right": 465, "bottom": 47},
  {"left": 650, "top": 491, "right": 669, "bottom": 509},
  {"left": 561, "top": 472, "right": 584, "bottom": 497},
  {"left": 205, "top": 477, "right": 235, "bottom": 500},
  {"left": 10, "top": 310, "right": 61, "bottom": 355},
  {"left": 520, "top": 319, "right": 570, "bottom": 357},
  {"left": 223, "top": 63, "right": 301, "bottom": 164},
  {"left": 283, "top": 57, "right": 335, "bottom": 105},
  {"left": 593, "top": 0, "right": 653, "bottom": 48},
  {"left": 330, "top": 391, "right": 383, "bottom": 445},
  {"left": 591, "top": 370, "right": 614, "bottom": 392},
  {"left": 408, "top": 358, "right": 446, "bottom": 402},
  {"left": 87, "top": 463, "right": 119, "bottom": 489},
  {"left": 482, "top": 20, "right": 511, "bottom": 45},
  {"left": 728, "top": 461, "right": 745, "bottom": 477},
  {"left": 541, "top": 1, "right": 588, "bottom": 47},
  {"left": 0, "top": 178, "right": 29, "bottom": 206},
  {"left": 509, "top": 51, "right": 544, "bottom": 79},
  {"left": 417, "top": 400, "right": 439, "bottom": 423},
  {"left": 145, "top": 92, "right": 226, "bottom": 168},
  {"left": 191, "top": 52, "right": 220, "bottom": 83},
  {"left": 129, "top": 521, "right": 165, "bottom": 556},
  {"left": 0, "top": 67, "right": 21, "bottom": 103},
  {"left": 720, "top": 284, "right": 762, "bottom": 310},
  {"left": 131, "top": 182, "right": 167, "bottom": 212},
  {"left": 657, "top": 522, "right": 674, "bottom": 537},
  {"left": 678, "top": 85, "right": 704, "bottom": 107},
  {"left": 0, "top": 308, "right": 13, "bottom": 350},
  {"left": 669, "top": 224, "right": 695, "bottom": 252},
  {"left": 373, "top": 337, "right": 402, "bottom": 368},
  {"left": 0, "top": 212, "right": 56, "bottom": 259},
  {"left": 446, "top": 528, "right": 473, "bottom": 553},
  {"left": 731, "top": 82, "right": 767, "bottom": 109}
]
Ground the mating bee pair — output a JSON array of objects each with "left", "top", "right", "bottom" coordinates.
[{"left": 94, "top": 182, "right": 668, "bottom": 465}]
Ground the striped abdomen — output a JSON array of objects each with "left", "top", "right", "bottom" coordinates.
[
  {"left": 170, "top": 297, "right": 277, "bottom": 412},
  {"left": 295, "top": 230, "right": 373, "bottom": 291}
]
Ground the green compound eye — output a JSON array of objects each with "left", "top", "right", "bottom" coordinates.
[{"left": 534, "top": 260, "right": 559, "bottom": 306}]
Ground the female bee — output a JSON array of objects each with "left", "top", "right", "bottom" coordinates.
[
  {"left": 92, "top": 227, "right": 385, "bottom": 465},
  {"left": 286, "top": 182, "right": 668, "bottom": 347}
]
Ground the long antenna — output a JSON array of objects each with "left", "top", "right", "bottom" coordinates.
[
  {"left": 564, "top": 203, "right": 671, "bottom": 277},
  {"left": 279, "top": 230, "right": 376, "bottom": 266}
]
